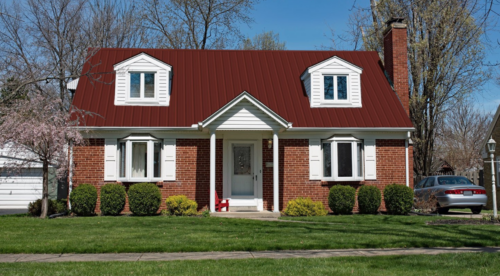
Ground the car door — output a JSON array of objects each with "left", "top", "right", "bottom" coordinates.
[
  {"left": 421, "top": 177, "right": 435, "bottom": 202},
  {"left": 414, "top": 178, "right": 427, "bottom": 200}
]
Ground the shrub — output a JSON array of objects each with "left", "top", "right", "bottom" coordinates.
[
  {"left": 383, "top": 184, "right": 414, "bottom": 215},
  {"left": 28, "top": 199, "right": 55, "bottom": 216},
  {"left": 70, "top": 184, "right": 98, "bottom": 216},
  {"left": 165, "top": 195, "right": 198, "bottom": 216},
  {"left": 128, "top": 183, "right": 162, "bottom": 216},
  {"left": 328, "top": 185, "right": 356, "bottom": 215},
  {"left": 283, "top": 197, "right": 328, "bottom": 216},
  {"left": 100, "top": 183, "right": 126, "bottom": 216},
  {"left": 54, "top": 199, "right": 68, "bottom": 214},
  {"left": 357, "top": 185, "right": 381, "bottom": 214},
  {"left": 28, "top": 199, "right": 68, "bottom": 217}
]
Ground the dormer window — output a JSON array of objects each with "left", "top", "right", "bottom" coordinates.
[
  {"left": 324, "top": 75, "right": 348, "bottom": 101},
  {"left": 130, "top": 72, "right": 156, "bottom": 99},
  {"left": 301, "top": 56, "right": 362, "bottom": 108},
  {"left": 114, "top": 53, "right": 172, "bottom": 106}
]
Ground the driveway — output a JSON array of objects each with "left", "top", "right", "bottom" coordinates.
[
  {"left": 0, "top": 209, "right": 27, "bottom": 216},
  {"left": 442, "top": 209, "right": 484, "bottom": 219}
]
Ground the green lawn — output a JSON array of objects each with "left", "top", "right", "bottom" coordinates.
[
  {"left": 0, "top": 253, "right": 498, "bottom": 275},
  {"left": 0, "top": 215, "right": 499, "bottom": 254},
  {"left": 450, "top": 208, "right": 493, "bottom": 214}
]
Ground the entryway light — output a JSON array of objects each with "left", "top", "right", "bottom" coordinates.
[
  {"left": 268, "top": 139, "right": 273, "bottom": 149},
  {"left": 488, "top": 136, "right": 496, "bottom": 153}
]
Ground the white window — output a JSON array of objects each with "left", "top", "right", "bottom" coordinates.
[
  {"left": 322, "top": 136, "right": 363, "bottom": 181},
  {"left": 117, "top": 134, "right": 162, "bottom": 182},
  {"left": 129, "top": 72, "right": 156, "bottom": 100},
  {"left": 114, "top": 53, "right": 172, "bottom": 106},
  {"left": 323, "top": 75, "right": 349, "bottom": 101}
]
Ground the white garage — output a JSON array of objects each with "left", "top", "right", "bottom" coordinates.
[{"left": 0, "top": 168, "right": 43, "bottom": 209}]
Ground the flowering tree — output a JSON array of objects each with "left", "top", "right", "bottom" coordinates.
[{"left": 0, "top": 94, "right": 84, "bottom": 218}]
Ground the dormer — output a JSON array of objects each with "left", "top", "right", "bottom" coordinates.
[
  {"left": 301, "top": 56, "right": 362, "bottom": 108},
  {"left": 113, "top": 53, "right": 172, "bottom": 106}
]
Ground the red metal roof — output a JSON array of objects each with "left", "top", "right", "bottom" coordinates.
[{"left": 72, "top": 49, "right": 413, "bottom": 128}]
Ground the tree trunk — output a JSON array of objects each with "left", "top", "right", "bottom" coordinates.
[{"left": 40, "top": 160, "right": 49, "bottom": 219}]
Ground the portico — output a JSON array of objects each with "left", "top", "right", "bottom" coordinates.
[{"left": 199, "top": 92, "right": 291, "bottom": 213}]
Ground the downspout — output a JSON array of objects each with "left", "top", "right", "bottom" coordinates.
[
  {"left": 405, "top": 132, "right": 409, "bottom": 187},
  {"left": 68, "top": 140, "right": 73, "bottom": 209}
]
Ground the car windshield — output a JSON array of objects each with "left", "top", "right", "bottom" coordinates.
[{"left": 437, "top": 176, "right": 473, "bottom": 185}]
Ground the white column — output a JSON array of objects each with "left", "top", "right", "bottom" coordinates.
[
  {"left": 273, "top": 130, "right": 279, "bottom": 213},
  {"left": 210, "top": 129, "right": 216, "bottom": 212}
]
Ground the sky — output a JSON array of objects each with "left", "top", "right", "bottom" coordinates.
[{"left": 238, "top": 0, "right": 500, "bottom": 114}]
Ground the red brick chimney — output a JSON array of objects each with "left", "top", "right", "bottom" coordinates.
[{"left": 383, "top": 17, "right": 409, "bottom": 116}]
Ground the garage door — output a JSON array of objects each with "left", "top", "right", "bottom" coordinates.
[{"left": 0, "top": 169, "right": 43, "bottom": 209}]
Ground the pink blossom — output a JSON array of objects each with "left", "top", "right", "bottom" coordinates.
[{"left": 0, "top": 93, "right": 86, "bottom": 218}]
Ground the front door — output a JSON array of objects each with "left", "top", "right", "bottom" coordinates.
[{"left": 231, "top": 144, "right": 255, "bottom": 197}]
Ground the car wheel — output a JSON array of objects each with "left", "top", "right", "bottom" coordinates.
[
  {"left": 471, "top": 206, "right": 482, "bottom": 214},
  {"left": 437, "top": 208, "right": 449, "bottom": 214}
]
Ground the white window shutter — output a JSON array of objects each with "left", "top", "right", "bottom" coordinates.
[
  {"left": 163, "top": 139, "right": 176, "bottom": 181},
  {"left": 364, "top": 139, "right": 376, "bottom": 180},
  {"left": 309, "top": 139, "right": 322, "bottom": 180},
  {"left": 104, "top": 139, "right": 117, "bottom": 181}
]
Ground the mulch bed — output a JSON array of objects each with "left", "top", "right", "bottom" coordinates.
[{"left": 427, "top": 219, "right": 500, "bottom": 225}]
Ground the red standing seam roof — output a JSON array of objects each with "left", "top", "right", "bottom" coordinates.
[{"left": 72, "top": 48, "right": 413, "bottom": 128}]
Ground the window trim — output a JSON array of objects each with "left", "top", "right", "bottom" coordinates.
[
  {"left": 321, "top": 136, "right": 364, "bottom": 182},
  {"left": 321, "top": 74, "right": 350, "bottom": 103},
  {"left": 126, "top": 71, "right": 158, "bottom": 103},
  {"left": 117, "top": 135, "right": 163, "bottom": 182}
]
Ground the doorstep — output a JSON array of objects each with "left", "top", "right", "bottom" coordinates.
[{"left": 211, "top": 211, "right": 281, "bottom": 219}]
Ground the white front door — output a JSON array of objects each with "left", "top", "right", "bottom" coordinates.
[{"left": 231, "top": 143, "right": 255, "bottom": 197}]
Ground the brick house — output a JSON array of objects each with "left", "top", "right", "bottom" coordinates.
[
  {"left": 69, "top": 19, "right": 414, "bottom": 213},
  {"left": 482, "top": 104, "right": 500, "bottom": 210}
]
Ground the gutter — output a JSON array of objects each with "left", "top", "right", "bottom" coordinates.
[
  {"left": 75, "top": 126, "right": 199, "bottom": 131},
  {"left": 287, "top": 127, "right": 415, "bottom": 132}
]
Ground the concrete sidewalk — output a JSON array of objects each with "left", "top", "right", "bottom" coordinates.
[{"left": 1, "top": 247, "right": 499, "bottom": 263}]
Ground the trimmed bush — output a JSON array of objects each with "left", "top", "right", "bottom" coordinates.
[
  {"left": 128, "top": 183, "right": 162, "bottom": 216},
  {"left": 283, "top": 197, "right": 328, "bottom": 217},
  {"left": 70, "top": 184, "right": 98, "bottom": 216},
  {"left": 383, "top": 184, "right": 414, "bottom": 215},
  {"left": 357, "top": 185, "right": 382, "bottom": 214},
  {"left": 328, "top": 185, "right": 356, "bottom": 215},
  {"left": 165, "top": 195, "right": 198, "bottom": 216},
  {"left": 100, "top": 183, "right": 126, "bottom": 216}
]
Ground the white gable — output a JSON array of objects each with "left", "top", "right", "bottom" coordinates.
[
  {"left": 113, "top": 53, "right": 172, "bottom": 106},
  {"left": 211, "top": 99, "right": 280, "bottom": 130},
  {"left": 67, "top": 78, "right": 79, "bottom": 90},
  {"left": 202, "top": 91, "right": 290, "bottom": 131},
  {"left": 301, "top": 56, "right": 362, "bottom": 108}
]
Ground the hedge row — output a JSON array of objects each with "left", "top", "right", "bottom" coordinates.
[
  {"left": 68, "top": 183, "right": 202, "bottom": 216},
  {"left": 326, "top": 184, "right": 413, "bottom": 215}
]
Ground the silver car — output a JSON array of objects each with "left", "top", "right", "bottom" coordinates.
[{"left": 414, "top": 176, "right": 487, "bottom": 214}]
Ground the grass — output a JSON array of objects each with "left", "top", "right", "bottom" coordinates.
[
  {"left": 450, "top": 208, "right": 493, "bottom": 214},
  {"left": 0, "top": 214, "right": 499, "bottom": 254},
  {"left": 0, "top": 253, "right": 499, "bottom": 275}
]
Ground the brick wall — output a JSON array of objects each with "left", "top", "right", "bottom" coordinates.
[
  {"left": 73, "top": 138, "right": 411, "bottom": 213},
  {"left": 163, "top": 139, "right": 222, "bottom": 211},
  {"left": 72, "top": 138, "right": 109, "bottom": 212},
  {"left": 275, "top": 139, "right": 411, "bottom": 212},
  {"left": 72, "top": 138, "right": 222, "bottom": 213}
]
